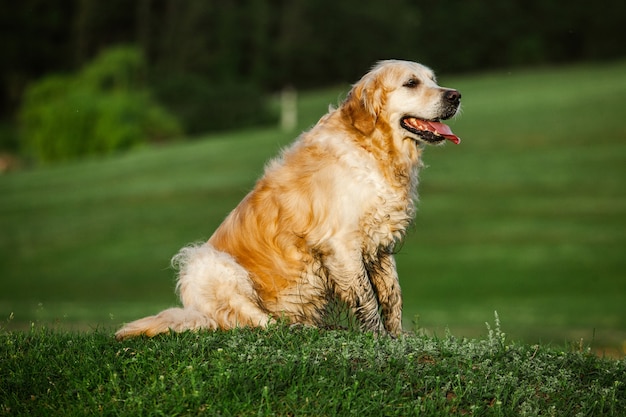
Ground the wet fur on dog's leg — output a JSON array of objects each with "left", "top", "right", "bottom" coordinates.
[
  {"left": 325, "top": 244, "right": 385, "bottom": 333},
  {"left": 367, "top": 253, "right": 403, "bottom": 335}
]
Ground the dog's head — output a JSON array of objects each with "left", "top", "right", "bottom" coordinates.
[{"left": 341, "top": 60, "right": 461, "bottom": 146}]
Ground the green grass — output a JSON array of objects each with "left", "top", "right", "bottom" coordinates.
[
  {"left": 2, "top": 320, "right": 625, "bottom": 416},
  {"left": 1, "top": 61, "right": 625, "bottom": 355}
]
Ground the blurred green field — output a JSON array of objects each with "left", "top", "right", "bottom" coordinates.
[{"left": 1, "top": 61, "right": 625, "bottom": 353}]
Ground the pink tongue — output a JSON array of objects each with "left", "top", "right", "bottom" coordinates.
[
  {"left": 426, "top": 121, "right": 460, "bottom": 144},
  {"left": 410, "top": 119, "right": 461, "bottom": 144}
]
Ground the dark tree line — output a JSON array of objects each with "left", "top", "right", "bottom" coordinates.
[{"left": 2, "top": 0, "right": 625, "bottom": 143}]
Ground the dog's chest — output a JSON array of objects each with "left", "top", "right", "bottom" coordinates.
[
  {"left": 366, "top": 181, "right": 416, "bottom": 251},
  {"left": 344, "top": 156, "right": 418, "bottom": 251}
]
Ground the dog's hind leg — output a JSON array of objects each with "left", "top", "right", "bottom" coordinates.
[
  {"left": 115, "top": 243, "right": 271, "bottom": 340},
  {"left": 174, "top": 243, "right": 272, "bottom": 329}
]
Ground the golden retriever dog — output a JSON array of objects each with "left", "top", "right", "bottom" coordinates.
[{"left": 115, "top": 60, "right": 461, "bottom": 340}]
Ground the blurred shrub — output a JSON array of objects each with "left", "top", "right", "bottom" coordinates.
[
  {"left": 153, "top": 73, "right": 277, "bottom": 135},
  {"left": 19, "top": 46, "right": 182, "bottom": 163},
  {"left": 0, "top": 122, "right": 19, "bottom": 153}
]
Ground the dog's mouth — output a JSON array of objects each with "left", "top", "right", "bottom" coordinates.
[{"left": 401, "top": 117, "right": 461, "bottom": 145}]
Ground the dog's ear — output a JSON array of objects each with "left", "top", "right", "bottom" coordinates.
[{"left": 341, "top": 77, "right": 384, "bottom": 135}]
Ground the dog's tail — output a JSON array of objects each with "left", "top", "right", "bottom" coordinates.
[{"left": 115, "top": 307, "right": 217, "bottom": 341}]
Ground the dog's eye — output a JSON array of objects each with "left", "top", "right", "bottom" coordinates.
[{"left": 403, "top": 78, "right": 420, "bottom": 88}]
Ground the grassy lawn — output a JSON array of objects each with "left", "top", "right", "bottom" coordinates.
[
  {"left": 2, "top": 322, "right": 625, "bottom": 416},
  {"left": 1, "top": 61, "right": 625, "bottom": 355}
]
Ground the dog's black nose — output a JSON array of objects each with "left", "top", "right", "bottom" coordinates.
[{"left": 444, "top": 89, "right": 461, "bottom": 104}]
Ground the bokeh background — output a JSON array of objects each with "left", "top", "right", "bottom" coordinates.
[{"left": 1, "top": 0, "right": 625, "bottom": 355}]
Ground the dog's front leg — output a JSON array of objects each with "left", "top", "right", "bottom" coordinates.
[
  {"left": 324, "top": 246, "right": 386, "bottom": 334},
  {"left": 367, "top": 253, "right": 402, "bottom": 336}
]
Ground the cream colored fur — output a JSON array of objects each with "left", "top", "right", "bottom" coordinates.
[{"left": 115, "top": 60, "right": 460, "bottom": 340}]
